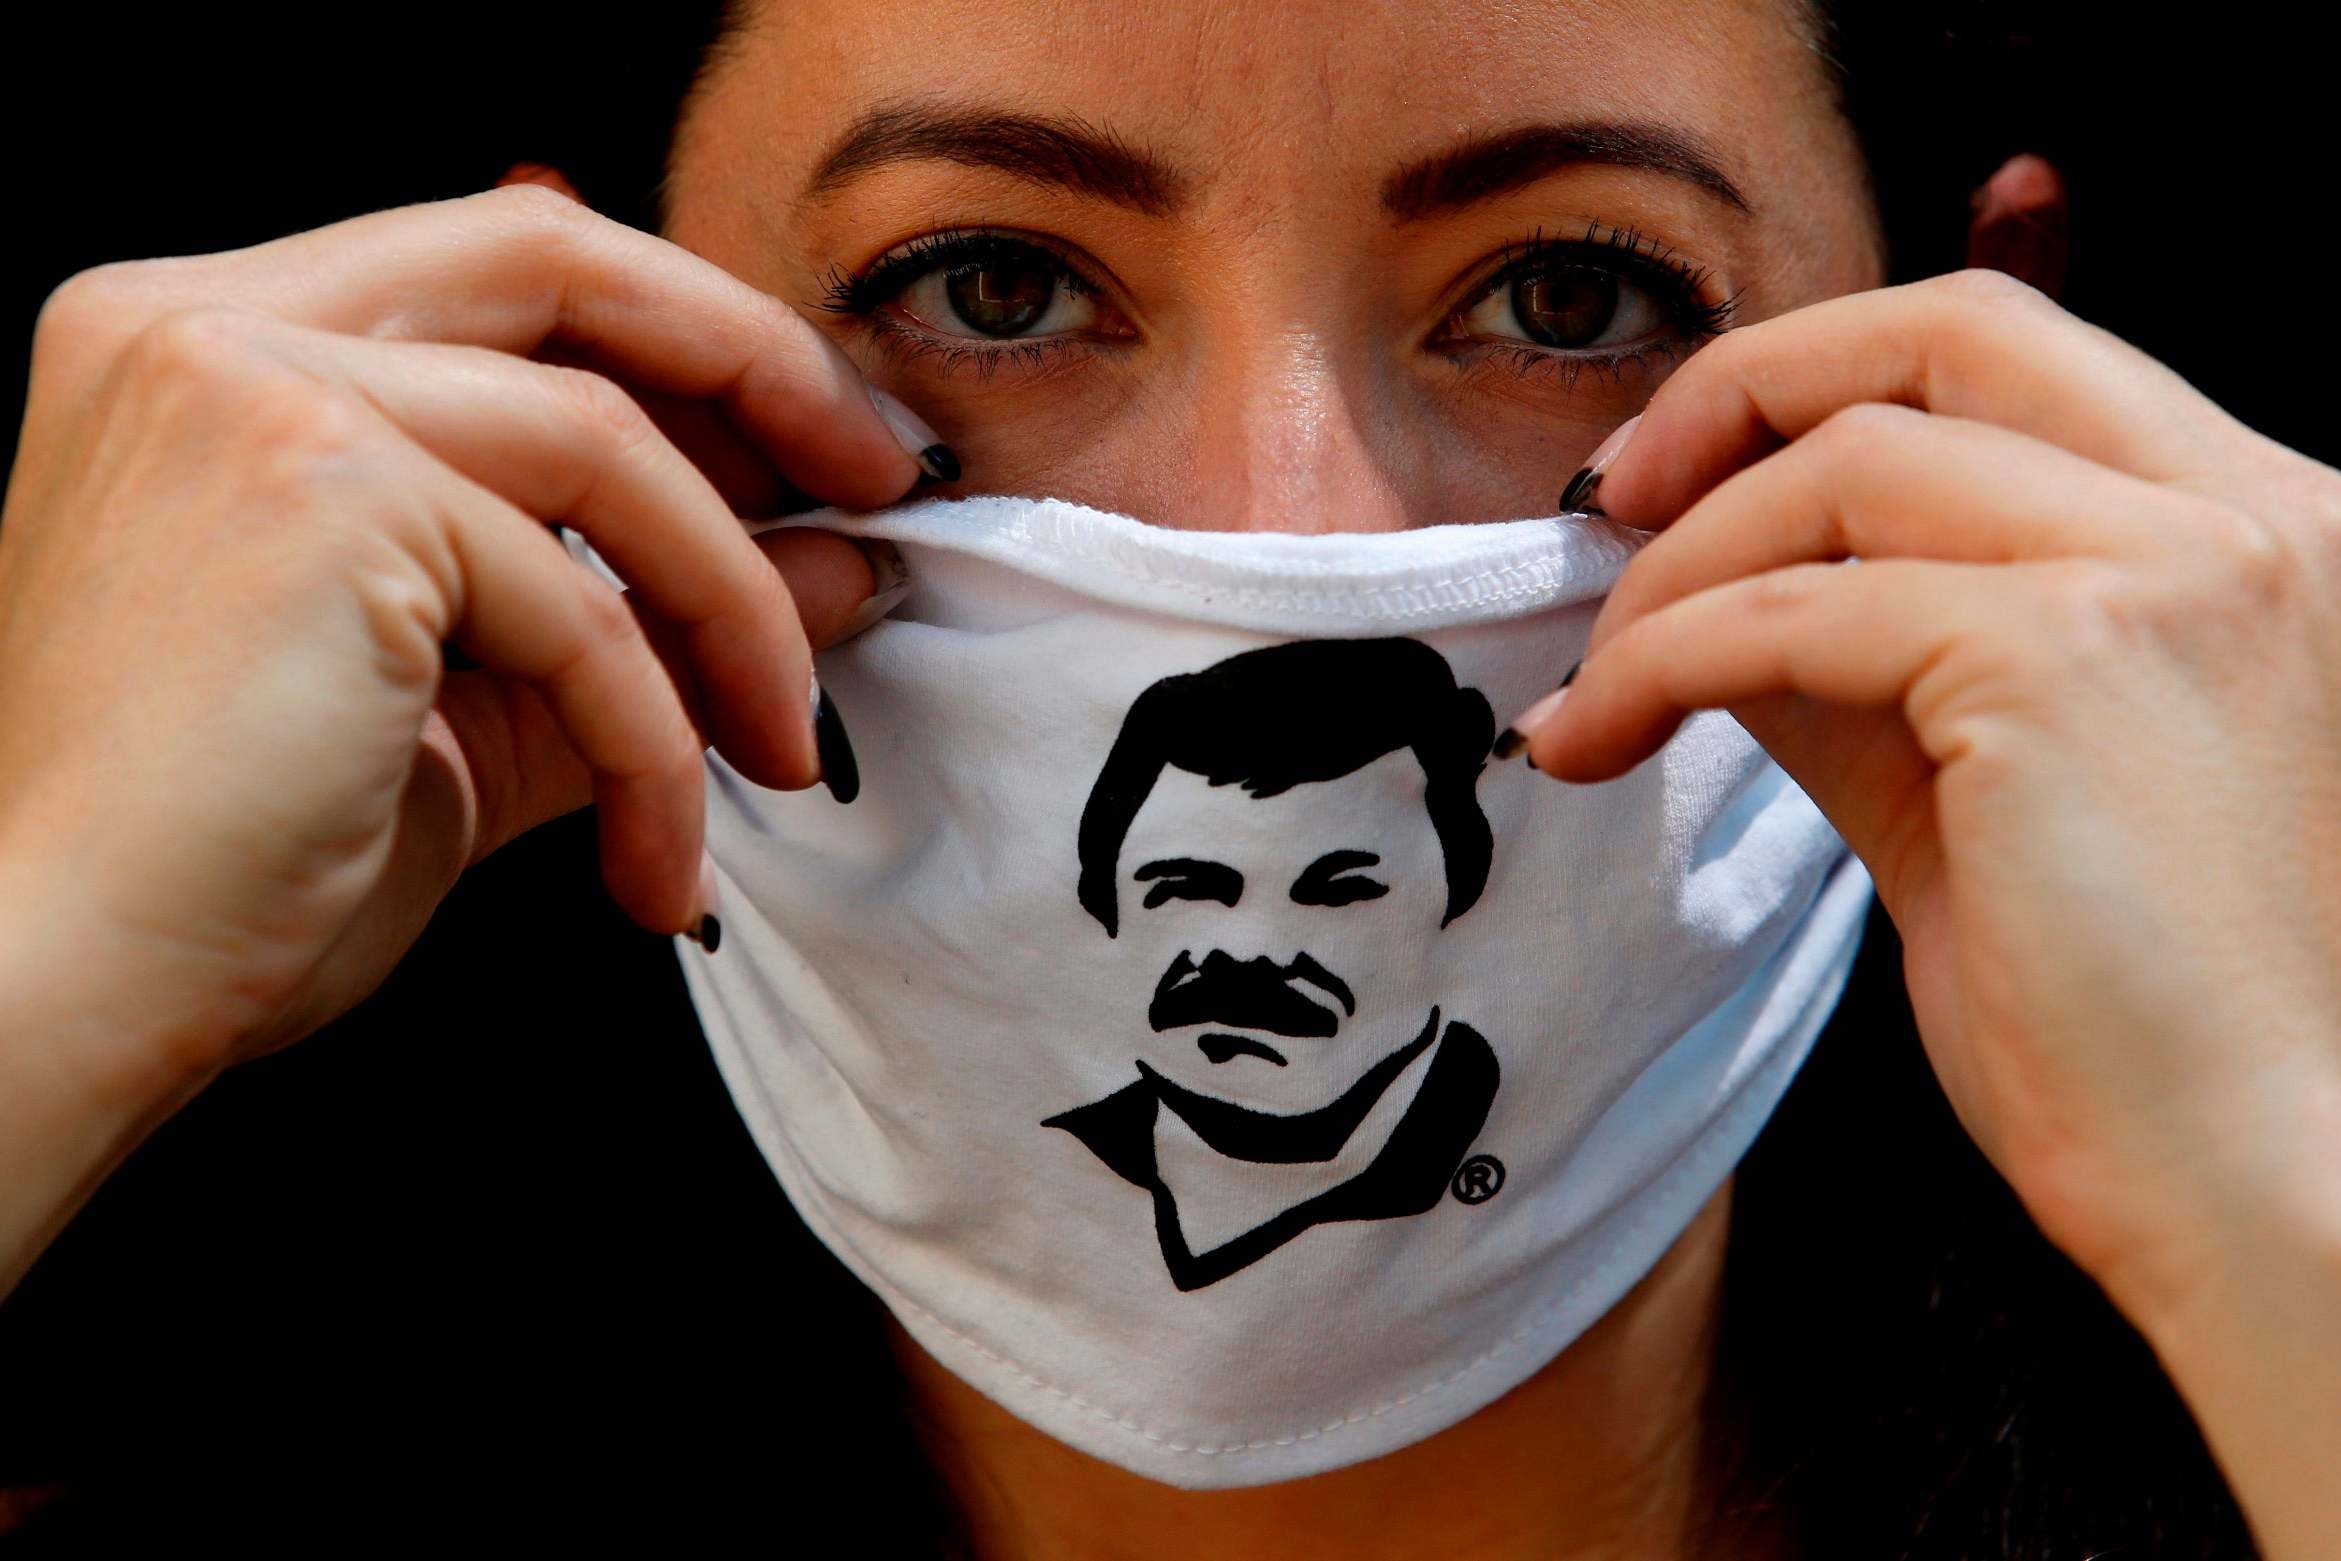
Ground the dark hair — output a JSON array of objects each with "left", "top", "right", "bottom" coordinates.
[
  {"left": 548, "top": 7, "right": 2254, "bottom": 1555},
  {"left": 1074, "top": 639, "right": 1496, "bottom": 935}
]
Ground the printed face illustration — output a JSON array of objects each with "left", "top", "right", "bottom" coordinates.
[
  {"left": 1114, "top": 749, "right": 1448, "bottom": 1114},
  {"left": 1055, "top": 638, "right": 1505, "bottom": 1288}
]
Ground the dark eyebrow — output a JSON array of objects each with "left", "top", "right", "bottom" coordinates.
[
  {"left": 1381, "top": 121, "right": 1754, "bottom": 222},
  {"left": 1135, "top": 857, "right": 1243, "bottom": 910},
  {"left": 803, "top": 101, "right": 1191, "bottom": 216},
  {"left": 1290, "top": 850, "right": 1390, "bottom": 908}
]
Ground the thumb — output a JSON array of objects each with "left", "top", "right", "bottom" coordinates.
[{"left": 749, "top": 526, "right": 909, "bottom": 651}]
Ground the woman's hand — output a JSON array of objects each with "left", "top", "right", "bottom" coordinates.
[
  {"left": 1512, "top": 267, "right": 2341, "bottom": 1557},
  {"left": 0, "top": 184, "right": 930, "bottom": 1278}
]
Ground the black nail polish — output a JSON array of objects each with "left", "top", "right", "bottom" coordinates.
[
  {"left": 815, "top": 684, "right": 861, "bottom": 804},
  {"left": 697, "top": 913, "right": 722, "bottom": 953},
  {"left": 1491, "top": 662, "right": 1581, "bottom": 764},
  {"left": 1560, "top": 465, "right": 1603, "bottom": 514},
  {"left": 916, "top": 443, "right": 962, "bottom": 484}
]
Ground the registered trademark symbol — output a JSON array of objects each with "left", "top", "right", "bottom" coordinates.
[{"left": 1450, "top": 1154, "right": 1505, "bottom": 1205}]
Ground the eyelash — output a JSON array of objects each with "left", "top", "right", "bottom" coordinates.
[
  {"left": 818, "top": 230, "right": 1105, "bottom": 380},
  {"left": 1436, "top": 220, "right": 1745, "bottom": 389},
  {"left": 816, "top": 219, "right": 1743, "bottom": 384}
]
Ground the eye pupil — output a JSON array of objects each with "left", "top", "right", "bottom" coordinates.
[
  {"left": 946, "top": 260, "right": 1056, "bottom": 337},
  {"left": 1512, "top": 266, "right": 1617, "bottom": 349}
]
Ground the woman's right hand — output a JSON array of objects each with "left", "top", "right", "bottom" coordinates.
[{"left": 0, "top": 182, "right": 929, "bottom": 1096}]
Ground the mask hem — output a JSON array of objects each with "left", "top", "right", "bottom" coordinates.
[{"left": 747, "top": 495, "right": 1650, "bottom": 635}]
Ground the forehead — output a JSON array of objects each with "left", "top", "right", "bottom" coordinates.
[
  {"left": 1122, "top": 748, "right": 1435, "bottom": 855},
  {"left": 718, "top": 0, "right": 1822, "bottom": 141},
  {"left": 676, "top": 0, "right": 1865, "bottom": 273}
]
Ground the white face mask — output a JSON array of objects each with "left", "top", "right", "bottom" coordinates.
[{"left": 664, "top": 495, "right": 1871, "bottom": 1489}]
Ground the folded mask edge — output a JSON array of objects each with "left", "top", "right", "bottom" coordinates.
[{"left": 751, "top": 495, "right": 1648, "bottom": 635}]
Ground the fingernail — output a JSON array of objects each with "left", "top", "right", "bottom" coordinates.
[
  {"left": 812, "top": 672, "right": 861, "bottom": 804},
  {"left": 832, "top": 538, "right": 913, "bottom": 642},
  {"left": 683, "top": 852, "right": 723, "bottom": 953},
  {"left": 869, "top": 386, "right": 961, "bottom": 483},
  {"left": 1560, "top": 414, "right": 1641, "bottom": 515},
  {"left": 1491, "top": 661, "right": 1581, "bottom": 763}
]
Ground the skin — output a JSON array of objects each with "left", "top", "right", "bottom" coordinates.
[
  {"left": 662, "top": 0, "right": 1885, "bottom": 531},
  {"left": 653, "top": 6, "right": 1865, "bottom": 1546},
  {"left": 1, "top": 0, "right": 2336, "bottom": 1555}
]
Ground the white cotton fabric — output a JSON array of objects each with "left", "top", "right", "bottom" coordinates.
[{"left": 638, "top": 495, "right": 1871, "bottom": 1489}]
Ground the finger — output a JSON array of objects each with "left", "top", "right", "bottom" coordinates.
[
  {"left": 626, "top": 593, "right": 717, "bottom": 739},
  {"left": 636, "top": 389, "right": 823, "bottom": 519},
  {"left": 435, "top": 670, "right": 593, "bottom": 866},
  {"left": 126, "top": 184, "right": 932, "bottom": 508},
  {"left": 1600, "top": 269, "right": 2258, "bottom": 528},
  {"left": 530, "top": 337, "right": 797, "bottom": 519},
  {"left": 597, "top": 530, "right": 892, "bottom": 769},
  {"left": 614, "top": 528, "right": 900, "bottom": 730},
  {"left": 253, "top": 321, "right": 827, "bottom": 792},
  {"left": 750, "top": 527, "right": 908, "bottom": 649},
  {"left": 553, "top": 529, "right": 899, "bottom": 834},
  {"left": 440, "top": 590, "right": 714, "bottom": 865},
  {"left": 403, "top": 447, "right": 712, "bottom": 936},
  {"left": 1526, "top": 557, "right": 2059, "bottom": 782},
  {"left": 1725, "top": 694, "right": 1942, "bottom": 912},
  {"left": 1588, "top": 403, "right": 2214, "bottom": 658}
]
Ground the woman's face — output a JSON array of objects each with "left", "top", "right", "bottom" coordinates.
[{"left": 663, "top": 0, "right": 1882, "bottom": 532}]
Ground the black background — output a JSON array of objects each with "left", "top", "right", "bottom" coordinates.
[
  {"left": 0, "top": 3, "right": 2334, "bottom": 1549},
  {"left": 2, "top": 6, "right": 2336, "bottom": 470}
]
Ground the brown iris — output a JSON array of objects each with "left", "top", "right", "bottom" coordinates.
[
  {"left": 1511, "top": 266, "right": 1619, "bottom": 349},
  {"left": 944, "top": 258, "right": 1057, "bottom": 336}
]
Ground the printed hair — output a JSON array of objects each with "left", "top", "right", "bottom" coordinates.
[{"left": 1073, "top": 639, "right": 1496, "bottom": 936}]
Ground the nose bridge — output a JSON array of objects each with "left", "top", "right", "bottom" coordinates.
[
  {"left": 1194, "top": 891, "right": 1304, "bottom": 965},
  {"left": 1181, "top": 323, "right": 1413, "bottom": 536}
]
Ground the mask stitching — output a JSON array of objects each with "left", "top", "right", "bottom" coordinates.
[
  {"left": 760, "top": 499, "right": 1648, "bottom": 629},
  {"left": 709, "top": 860, "right": 1867, "bottom": 1462},
  {"left": 949, "top": 531, "right": 1630, "bottom": 623}
]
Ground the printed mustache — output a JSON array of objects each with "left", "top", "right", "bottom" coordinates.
[{"left": 1149, "top": 950, "right": 1357, "bottom": 1039}]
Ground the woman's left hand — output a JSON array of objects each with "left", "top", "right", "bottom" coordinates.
[{"left": 1513, "top": 267, "right": 2341, "bottom": 1558}]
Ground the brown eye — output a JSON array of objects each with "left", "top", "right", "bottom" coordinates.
[
  {"left": 891, "top": 240, "right": 1099, "bottom": 341},
  {"left": 1453, "top": 256, "right": 1670, "bottom": 354},
  {"left": 1510, "top": 267, "right": 1618, "bottom": 349},
  {"left": 945, "top": 259, "right": 1058, "bottom": 336}
]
